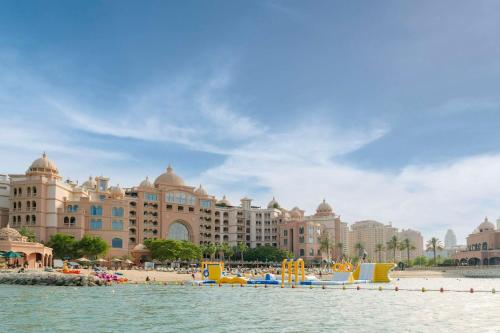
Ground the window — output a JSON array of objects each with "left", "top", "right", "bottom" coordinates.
[
  {"left": 167, "top": 192, "right": 175, "bottom": 203},
  {"left": 299, "top": 226, "right": 304, "bottom": 234},
  {"left": 144, "top": 193, "right": 157, "bottom": 201},
  {"left": 90, "top": 219, "right": 102, "bottom": 230},
  {"left": 64, "top": 217, "right": 69, "bottom": 225},
  {"left": 13, "top": 202, "right": 16, "bottom": 209},
  {"left": 33, "top": 187, "right": 37, "bottom": 195},
  {"left": 91, "top": 206, "right": 102, "bottom": 216},
  {"left": 99, "top": 194, "right": 106, "bottom": 201},
  {"left": 14, "top": 188, "right": 17, "bottom": 196},
  {"left": 284, "top": 239, "right": 288, "bottom": 246},
  {"left": 27, "top": 187, "right": 31, "bottom": 196},
  {"left": 112, "top": 207, "right": 124, "bottom": 217},
  {"left": 25, "top": 215, "right": 30, "bottom": 224},
  {"left": 200, "top": 200, "right": 211, "bottom": 209},
  {"left": 111, "top": 238, "right": 123, "bottom": 248},
  {"left": 18, "top": 188, "right": 22, "bottom": 196},
  {"left": 168, "top": 222, "right": 189, "bottom": 241},
  {"left": 283, "top": 230, "right": 288, "bottom": 236},
  {"left": 31, "top": 215, "right": 36, "bottom": 224},
  {"left": 309, "top": 248, "right": 314, "bottom": 256},
  {"left": 300, "top": 249, "right": 305, "bottom": 256},
  {"left": 32, "top": 201, "right": 37, "bottom": 210},
  {"left": 299, "top": 236, "right": 304, "bottom": 243},
  {"left": 166, "top": 192, "right": 195, "bottom": 205},
  {"left": 112, "top": 220, "right": 123, "bottom": 231},
  {"left": 70, "top": 217, "right": 76, "bottom": 225}
]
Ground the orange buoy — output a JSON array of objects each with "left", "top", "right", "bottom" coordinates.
[
  {"left": 240, "top": 284, "right": 244, "bottom": 288},
  {"left": 291, "top": 284, "right": 296, "bottom": 289}
]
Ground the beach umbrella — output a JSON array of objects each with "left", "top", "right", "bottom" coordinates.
[
  {"left": 111, "top": 258, "right": 122, "bottom": 262},
  {"left": 4, "top": 251, "right": 23, "bottom": 259},
  {"left": 125, "top": 259, "right": 133, "bottom": 264},
  {"left": 77, "top": 257, "right": 91, "bottom": 262},
  {"left": 94, "top": 258, "right": 107, "bottom": 263}
]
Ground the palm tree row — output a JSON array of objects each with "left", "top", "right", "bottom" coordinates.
[{"left": 199, "top": 242, "right": 248, "bottom": 262}]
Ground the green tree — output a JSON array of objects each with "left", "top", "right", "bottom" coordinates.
[
  {"left": 319, "top": 232, "right": 334, "bottom": 262},
  {"left": 145, "top": 239, "right": 179, "bottom": 261},
  {"left": 236, "top": 242, "right": 248, "bottom": 262},
  {"left": 244, "top": 246, "right": 291, "bottom": 262},
  {"left": 177, "top": 241, "right": 202, "bottom": 261},
  {"left": 222, "top": 244, "right": 234, "bottom": 261},
  {"left": 412, "top": 256, "right": 428, "bottom": 266},
  {"left": 76, "top": 235, "right": 108, "bottom": 259},
  {"left": 19, "top": 227, "right": 36, "bottom": 242},
  {"left": 386, "top": 235, "right": 399, "bottom": 262},
  {"left": 375, "top": 243, "right": 385, "bottom": 262},
  {"left": 207, "top": 243, "right": 217, "bottom": 260},
  {"left": 46, "top": 233, "right": 77, "bottom": 259},
  {"left": 401, "top": 238, "right": 416, "bottom": 267},
  {"left": 426, "top": 237, "right": 443, "bottom": 266}
]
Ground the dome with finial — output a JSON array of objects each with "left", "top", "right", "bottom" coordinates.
[
  {"left": 132, "top": 243, "right": 149, "bottom": 252},
  {"left": 267, "top": 197, "right": 280, "bottom": 209},
  {"left": 154, "top": 164, "right": 185, "bottom": 187},
  {"left": 290, "top": 207, "right": 302, "bottom": 219},
  {"left": 82, "top": 176, "right": 97, "bottom": 189},
  {"left": 478, "top": 217, "right": 495, "bottom": 232},
  {"left": 217, "top": 195, "right": 231, "bottom": 206},
  {"left": 194, "top": 184, "right": 207, "bottom": 196},
  {"left": 27, "top": 153, "right": 59, "bottom": 175},
  {"left": 0, "top": 225, "right": 24, "bottom": 241},
  {"left": 316, "top": 199, "right": 333, "bottom": 215},
  {"left": 139, "top": 176, "right": 154, "bottom": 189},
  {"left": 109, "top": 184, "right": 125, "bottom": 199}
]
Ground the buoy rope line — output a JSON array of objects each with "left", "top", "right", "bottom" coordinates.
[{"left": 134, "top": 281, "right": 498, "bottom": 294}]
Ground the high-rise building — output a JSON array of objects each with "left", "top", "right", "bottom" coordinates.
[
  {"left": 399, "top": 229, "right": 424, "bottom": 259},
  {"left": 348, "top": 220, "right": 400, "bottom": 262},
  {"left": 444, "top": 229, "right": 457, "bottom": 249}
]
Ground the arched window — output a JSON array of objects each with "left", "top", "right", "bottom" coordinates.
[
  {"left": 17, "top": 216, "right": 21, "bottom": 224},
  {"left": 32, "top": 201, "right": 36, "bottom": 209},
  {"left": 68, "top": 205, "right": 72, "bottom": 212},
  {"left": 27, "top": 187, "right": 31, "bottom": 196},
  {"left": 12, "top": 216, "right": 16, "bottom": 224},
  {"left": 14, "top": 188, "right": 17, "bottom": 196},
  {"left": 482, "top": 242, "right": 488, "bottom": 250},
  {"left": 13, "top": 202, "right": 16, "bottom": 209},
  {"left": 27, "top": 201, "right": 31, "bottom": 209},
  {"left": 18, "top": 202, "right": 22, "bottom": 209},
  {"left": 111, "top": 238, "right": 123, "bottom": 248},
  {"left": 64, "top": 217, "right": 69, "bottom": 225},
  {"left": 32, "top": 187, "right": 37, "bottom": 196},
  {"left": 18, "top": 188, "right": 22, "bottom": 196},
  {"left": 31, "top": 215, "right": 36, "bottom": 224},
  {"left": 25, "top": 215, "right": 30, "bottom": 224},
  {"left": 168, "top": 222, "right": 189, "bottom": 241},
  {"left": 70, "top": 217, "right": 76, "bottom": 225},
  {"left": 112, "top": 220, "right": 123, "bottom": 231}
]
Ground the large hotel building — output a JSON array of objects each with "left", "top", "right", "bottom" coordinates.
[{"left": 1, "top": 154, "right": 353, "bottom": 261}]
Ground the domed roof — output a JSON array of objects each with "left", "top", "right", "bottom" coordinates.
[
  {"left": 82, "top": 176, "right": 97, "bottom": 189},
  {"left": 316, "top": 199, "right": 333, "bottom": 215},
  {"left": 217, "top": 195, "right": 231, "bottom": 206},
  {"left": 154, "top": 165, "right": 185, "bottom": 187},
  {"left": 290, "top": 208, "right": 301, "bottom": 219},
  {"left": 194, "top": 184, "right": 207, "bottom": 196},
  {"left": 0, "top": 225, "right": 23, "bottom": 241},
  {"left": 28, "top": 153, "right": 59, "bottom": 175},
  {"left": 132, "top": 243, "right": 149, "bottom": 252},
  {"left": 139, "top": 176, "right": 153, "bottom": 189},
  {"left": 478, "top": 217, "right": 495, "bottom": 232},
  {"left": 267, "top": 197, "right": 280, "bottom": 209},
  {"left": 109, "top": 184, "right": 125, "bottom": 199}
]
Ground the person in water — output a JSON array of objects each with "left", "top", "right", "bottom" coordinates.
[{"left": 145, "top": 276, "right": 150, "bottom": 282}]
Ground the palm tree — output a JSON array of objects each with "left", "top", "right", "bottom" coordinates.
[
  {"left": 375, "top": 243, "right": 385, "bottom": 262},
  {"left": 354, "top": 242, "right": 364, "bottom": 258},
  {"left": 401, "top": 238, "right": 416, "bottom": 267},
  {"left": 236, "top": 242, "right": 248, "bottom": 263},
  {"left": 336, "top": 242, "right": 344, "bottom": 260},
  {"left": 386, "top": 235, "right": 399, "bottom": 262},
  {"left": 207, "top": 243, "right": 217, "bottom": 260},
  {"left": 319, "top": 232, "right": 334, "bottom": 263},
  {"left": 426, "top": 237, "right": 443, "bottom": 266}
]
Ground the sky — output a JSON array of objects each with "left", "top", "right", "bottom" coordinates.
[{"left": 1, "top": 1, "right": 500, "bottom": 244}]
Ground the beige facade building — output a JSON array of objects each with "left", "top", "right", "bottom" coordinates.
[
  {"left": 399, "top": 228, "right": 424, "bottom": 259},
  {"left": 0, "top": 225, "right": 53, "bottom": 268},
  {"left": 348, "top": 220, "right": 400, "bottom": 262},
  {"left": 452, "top": 217, "right": 500, "bottom": 265},
  {"left": 5, "top": 153, "right": 428, "bottom": 263},
  {"left": 0, "top": 174, "right": 9, "bottom": 228}
]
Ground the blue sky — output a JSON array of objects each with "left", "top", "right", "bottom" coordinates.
[{"left": 1, "top": 1, "right": 500, "bottom": 243}]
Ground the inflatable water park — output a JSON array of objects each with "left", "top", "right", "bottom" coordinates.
[{"left": 195, "top": 259, "right": 396, "bottom": 287}]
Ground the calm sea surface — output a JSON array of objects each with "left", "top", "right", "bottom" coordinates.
[{"left": 1, "top": 278, "right": 499, "bottom": 333}]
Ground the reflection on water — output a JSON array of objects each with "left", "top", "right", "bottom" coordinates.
[{"left": 0, "top": 278, "right": 499, "bottom": 333}]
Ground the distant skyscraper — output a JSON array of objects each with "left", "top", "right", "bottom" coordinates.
[{"left": 444, "top": 229, "right": 457, "bottom": 249}]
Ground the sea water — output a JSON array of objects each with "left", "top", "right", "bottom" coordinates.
[{"left": 1, "top": 278, "right": 499, "bottom": 333}]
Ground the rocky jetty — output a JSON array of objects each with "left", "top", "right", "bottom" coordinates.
[{"left": 0, "top": 272, "right": 106, "bottom": 286}]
